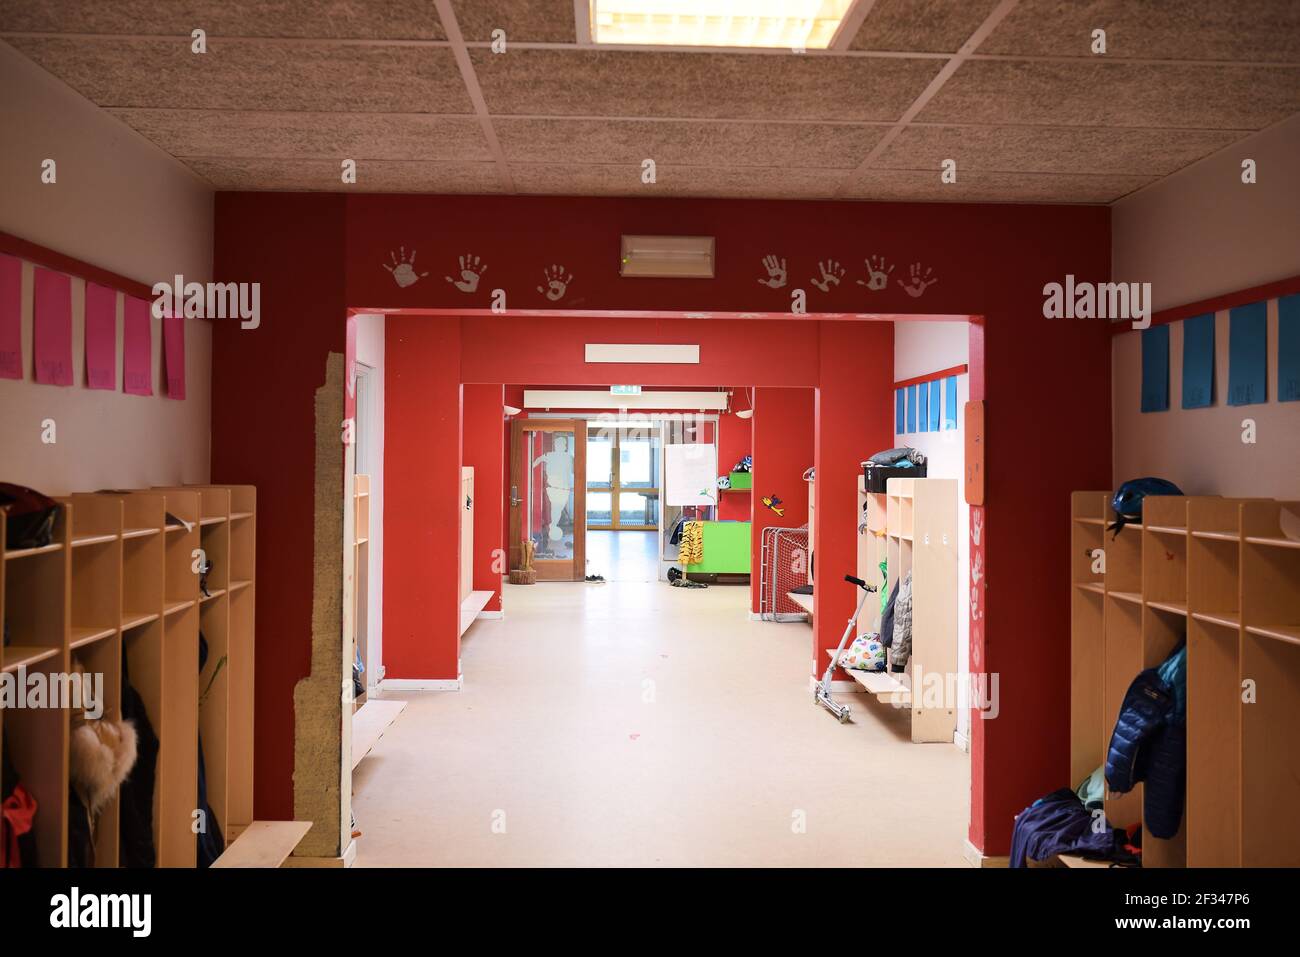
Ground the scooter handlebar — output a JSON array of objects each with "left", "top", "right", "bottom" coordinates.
[{"left": 844, "top": 574, "right": 876, "bottom": 591}]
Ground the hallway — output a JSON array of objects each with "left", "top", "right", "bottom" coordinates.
[
  {"left": 584, "top": 529, "right": 660, "bottom": 582},
  {"left": 352, "top": 581, "right": 970, "bottom": 867}
]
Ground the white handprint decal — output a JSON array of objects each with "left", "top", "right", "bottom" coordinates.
[
  {"left": 757, "top": 254, "right": 788, "bottom": 289},
  {"left": 856, "top": 254, "right": 894, "bottom": 292},
  {"left": 898, "top": 262, "right": 938, "bottom": 298},
  {"left": 537, "top": 264, "right": 573, "bottom": 302},
  {"left": 382, "top": 246, "right": 428, "bottom": 288},
  {"left": 810, "top": 259, "right": 845, "bottom": 293},
  {"left": 446, "top": 253, "right": 487, "bottom": 293}
]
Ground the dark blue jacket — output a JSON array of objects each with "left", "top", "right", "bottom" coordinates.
[{"left": 1105, "top": 652, "right": 1187, "bottom": 840}]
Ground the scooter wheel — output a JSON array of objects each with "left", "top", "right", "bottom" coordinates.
[{"left": 838, "top": 709, "right": 851, "bottom": 724}]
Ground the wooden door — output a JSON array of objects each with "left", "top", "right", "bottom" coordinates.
[{"left": 509, "top": 419, "right": 587, "bottom": 581}]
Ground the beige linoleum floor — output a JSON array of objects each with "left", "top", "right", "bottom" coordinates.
[{"left": 352, "top": 581, "right": 970, "bottom": 867}]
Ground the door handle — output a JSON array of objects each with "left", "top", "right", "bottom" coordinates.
[{"left": 510, "top": 485, "right": 521, "bottom": 507}]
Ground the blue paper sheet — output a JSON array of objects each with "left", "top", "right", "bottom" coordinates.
[
  {"left": 929, "top": 379, "right": 942, "bottom": 431},
  {"left": 917, "top": 380, "right": 929, "bottom": 432},
  {"left": 944, "top": 375, "right": 958, "bottom": 430},
  {"left": 895, "top": 388, "right": 905, "bottom": 433},
  {"left": 1228, "top": 301, "right": 1267, "bottom": 406},
  {"left": 1141, "top": 324, "right": 1170, "bottom": 413},
  {"left": 906, "top": 384, "right": 917, "bottom": 433},
  {"left": 1181, "top": 312, "right": 1215, "bottom": 409},
  {"left": 1279, "top": 293, "right": 1300, "bottom": 403}
]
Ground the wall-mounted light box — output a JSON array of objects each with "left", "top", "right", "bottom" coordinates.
[{"left": 620, "top": 235, "right": 715, "bottom": 278}]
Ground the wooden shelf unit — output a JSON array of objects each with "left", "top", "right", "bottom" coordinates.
[
  {"left": 1070, "top": 492, "right": 1300, "bottom": 868},
  {"left": 850, "top": 476, "right": 958, "bottom": 743},
  {"left": 349, "top": 475, "right": 371, "bottom": 705},
  {"left": 1, "top": 484, "right": 258, "bottom": 867}
]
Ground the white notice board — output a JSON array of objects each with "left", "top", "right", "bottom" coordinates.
[{"left": 665, "top": 443, "right": 718, "bottom": 506}]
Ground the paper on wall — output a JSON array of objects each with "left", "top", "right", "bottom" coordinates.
[{"left": 665, "top": 443, "right": 717, "bottom": 506}]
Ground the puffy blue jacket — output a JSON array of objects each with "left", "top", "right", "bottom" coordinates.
[{"left": 1105, "top": 650, "right": 1187, "bottom": 840}]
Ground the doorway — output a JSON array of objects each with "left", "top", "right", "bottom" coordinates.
[
  {"left": 585, "top": 423, "right": 661, "bottom": 582},
  {"left": 509, "top": 418, "right": 588, "bottom": 581}
]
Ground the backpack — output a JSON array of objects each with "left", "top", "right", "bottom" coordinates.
[
  {"left": 0, "top": 483, "right": 60, "bottom": 550},
  {"left": 1109, "top": 478, "right": 1182, "bottom": 536}
]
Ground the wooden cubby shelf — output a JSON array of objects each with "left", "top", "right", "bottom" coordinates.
[
  {"left": 1071, "top": 492, "right": 1300, "bottom": 868},
  {"left": 850, "top": 476, "right": 958, "bottom": 744},
  {"left": 0, "top": 483, "right": 287, "bottom": 868}
]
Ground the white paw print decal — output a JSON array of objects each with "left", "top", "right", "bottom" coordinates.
[
  {"left": 446, "top": 253, "right": 487, "bottom": 293},
  {"left": 537, "top": 264, "right": 573, "bottom": 302},
  {"left": 382, "top": 247, "right": 428, "bottom": 288},
  {"left": 856, "top": 254, "right": 894, "bottom": 292},
  {"left": 810, "top": 259, "right": 845, "bottom": 293},
  {"left": 757, "top": 254, "right": 788, "bottom": 289},
  {"left": 898, "top": 262, "right": 938, "bottom": 298}
]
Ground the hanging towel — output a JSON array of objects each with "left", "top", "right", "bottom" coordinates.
[{"left": 678, "top": 521, "right": 704, "bottom": 566}]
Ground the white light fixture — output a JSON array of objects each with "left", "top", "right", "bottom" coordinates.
[
  {"left": 620, "top": 235, "right": 715, "bottom": 278},
  {"left": 503, "top": 405, "right": 522, "bottom": 416},
  {"left": 735, "top": 409, "right": 753, "bottom": 419},
  {"left": 589, "top": 0, "right": 854, "bottom": 50}
]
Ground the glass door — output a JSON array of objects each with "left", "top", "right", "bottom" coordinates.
[
  {"left": 586, "top": 426, "right": 660, "bottom": 531},
  {"left": 510, "top": 419, "right": 587, "bottom": 581}
]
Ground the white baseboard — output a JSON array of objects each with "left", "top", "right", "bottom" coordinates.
[
  {"left": 954, "top": 729, "right": 970, "bottom": 752},
  {"left": 379, "top": 676, "right": 463, "bottom": 692},
  {"left": 963, "top": 839, "right": 1009, "bottom": 868},
  {"left": 478, "top": 610, "right": 504, "bottom": 620}
]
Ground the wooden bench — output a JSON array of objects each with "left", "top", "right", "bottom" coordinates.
[
  {"left": 212, "top": 821, "right": 312, "bottom": 868},
  {"left": 352, "top": 698, "right": 408, "bottom": 770}
]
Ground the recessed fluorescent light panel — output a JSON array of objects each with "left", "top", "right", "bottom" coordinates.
[{"left": 589, "top": 0, "right": 855, "bottom": 50}]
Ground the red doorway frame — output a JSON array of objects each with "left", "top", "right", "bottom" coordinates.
[{"left": 350, "top": 305, "right": 987, "bottom": 855}]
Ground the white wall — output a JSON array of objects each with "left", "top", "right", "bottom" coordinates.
[
  {"left": 894, "top": 320, "right": 971, "bottom": 745},
  {"left": 1111, "top": 114, "right": 1300, "bottom": 497},
  {"left": 355, "top": 314, "right": 386, "bottom": 687},
  {"left": 1113, "top": 114, "right": 1300, "bottom": 312},
  {"left": 0, "top": 40, "right": 213, "bottom": 495}
]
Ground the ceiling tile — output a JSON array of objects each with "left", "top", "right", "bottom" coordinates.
[
  {"left": 450, "top": 0, "right": 576, "bottom": 44},
  {"left": 918, "top": 59, "right": 1300, "bottom": 129},
  {"left": 470, "top": 48, "right": 943, "bottom": 121},
  {"left": 183, "top": 157, "right": 503, "bottom": 191},
  {"left": 6, "top": 36, "right": 472, "bottom": 112},
  {"left": 511, "top": 163, "right": 846, "bottom": 199},
  {"left": 109, "top": 109, "right": 491, "bottom": 160},
  {"left": 841, "top": 168, "right": 1155, "bottom": 203},
  {"left": 495, "top": 118, "right": 885, "bottom": 168},
  {"left": 980, "top": 0, "right": 1300, "bottom": 63},
  {"left": 875, "top": 124, "right": 1243, "bottom": 175},
  {"left": 0, "top": 0, "right": 446, "bottom": 40},
  {"left": 849, "top": 0, "right": 1002, "bottom": 53}
]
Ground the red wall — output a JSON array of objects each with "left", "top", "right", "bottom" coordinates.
[
  {"left": 463, "top": 384, "right": 505, "bottom": 612},
  {"left": 749, "top": 388, "right": 815, "bottom": 612},
  {"left": 211, "top": 193, "right": 346, "bottom": 823},
  {"left": 213, "top": 192, "right": 1111, "bottom": 856},
  {"left": 716, "top": 399, "right": 752, "bottom": 521}
]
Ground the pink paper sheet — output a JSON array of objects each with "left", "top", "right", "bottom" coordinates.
[
  {"left": 84, "top": 281, "right": 117, "bottom": 390},
  {"left": 163, "top": 313, "right": 185, "bottom": 400},
  {"left": 0, "top": 253, "right": 21, "bottom": 379},
  {"left": 123, "top": 295, "right": 153, "bottom": 396},
  {"left": 33, "top": 267, "right": 73, "bottom": 385}
]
